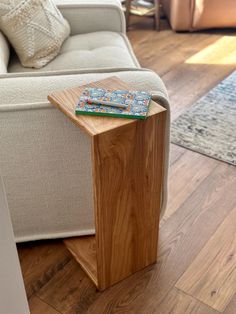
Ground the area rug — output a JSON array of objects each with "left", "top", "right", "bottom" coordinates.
[{"left": 171, "top": 71, "right": 236, "bottom": 166}]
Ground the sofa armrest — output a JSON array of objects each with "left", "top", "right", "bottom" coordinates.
[{"left": 55, "top": 0, "right": 126, "bottom": 35}]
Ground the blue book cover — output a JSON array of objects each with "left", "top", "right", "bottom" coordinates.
[{"left": 75, "top": 88, "right": 152, "bottom": 119}]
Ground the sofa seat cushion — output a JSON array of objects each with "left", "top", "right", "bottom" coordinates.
[{"left": 8, "top": 32, "right": 139, "bottom": 73}]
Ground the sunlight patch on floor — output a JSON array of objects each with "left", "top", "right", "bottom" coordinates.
[{"left": 185, "top": 36, "right": 236, "bottom": 65}]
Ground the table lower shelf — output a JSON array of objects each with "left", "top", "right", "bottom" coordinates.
[{"left": 64, "top": 236, "right": 98, "bottom": 287}]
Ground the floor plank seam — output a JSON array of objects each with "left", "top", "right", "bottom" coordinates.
[
  {"left": 161, "top": 160, "right": 220, "bottom": 225},
  {"left": 175, "top": 201, "right": 236, "bottom": 313},
  {"left": 174, "top": 287, "right": 222, "bottom": 314},
  {"left": 138, "top": 32, "right": 221, "bottom": 77},
  {"left": 169, "top": 146, "right": 187, "bottom": 167},
  {"left": 190, "top": 191, "right": 236, "bottom": 257},
  {"left": 159, "top": 34, "right": 234, "bottom": 78},
  {"left": 27, "top": 254, "right": 72, "bottom": 300},
  {"left": 35, "top": 294, "right": 63, "bottom": 314}
]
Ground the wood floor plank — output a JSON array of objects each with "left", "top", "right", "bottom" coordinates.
[
  {"left": 64, "top": 236, "right": 97, "bottom": 287},
  {"left": 129, "top": 23, "right": 236, "bottom": 123},
  {"left": 185, "top": 36, "right": 236, "bottom": 66},
  {"left": 128, "top": 26, "right": 174, "bottom": 56},
  {"left": 144, "top": 288, "right": 219, "bottom": 314},
  {"left": 176, "top": 205, "right": 236, "bottom": 312},
  {"left": 163, "top": 149, "right": 218, "bottom": 222},
  {"left": 17, "top": 240, "right": 71, "bottom": 298},
  {"left": 29, "top": 296, "right": 61, "bottom": 314},
  {"left": 223, "top": 293, "right": 236, "bottom": 314},
  {"left": 86, "top": 163, "right": 236, "bottom": 313},
  {"left": 162, "top": 62, "right": 235, "bottom": 121},
  {"left": 37, "top": 260, "right": 98, "bottom": 314},
  {"left": 144, "top": 34, "right": 222, "bottom": 76},
  {"left": 128, "top": 24, "right": 223, "bottom": 76},
  {"left": 169, "top": 144, "right": 186, "bottom": 166}
]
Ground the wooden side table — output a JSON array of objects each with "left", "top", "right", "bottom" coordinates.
[
  {"left": 48, "top": 77, "right": 166, "bottom": 290},
  {"left": 125, "top": 0, "right": 161, "bottom": 31}
]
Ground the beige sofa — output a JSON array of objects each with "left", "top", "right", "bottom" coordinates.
[
  {"left": 162, "top": 0, "right": 236, "bottom": 31},
  {"left": 0, "top": 0, "right": 170, "bottom": 242}
]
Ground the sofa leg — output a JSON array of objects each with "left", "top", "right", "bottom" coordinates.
[{"left": 154, "top": 0, "right": 161, "bottom": 31}]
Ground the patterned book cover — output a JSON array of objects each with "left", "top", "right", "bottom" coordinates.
[{"left": 75, "top": 88, "right": 152, "bottom": 119}]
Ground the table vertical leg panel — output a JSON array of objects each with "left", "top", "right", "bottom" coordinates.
[{"left": 92, "top": 111, "right": 166, "bottom": 290}]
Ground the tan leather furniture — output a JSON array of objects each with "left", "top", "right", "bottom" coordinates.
[{"left": 162, "top": 0, "right": 236, "bottom": 31}]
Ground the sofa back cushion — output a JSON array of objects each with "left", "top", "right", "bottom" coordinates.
[
  {"left": 0, "top": 0, "right": 70, "bottom": 69},
  {"left": 193, "top": 0, "right": 236, "bottom": 29},
  {"left": 0, "top": 31, "right": 10, "bottom": 74}
]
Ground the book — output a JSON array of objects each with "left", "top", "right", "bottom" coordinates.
[
  {"left": 131, "top": 0, "right": 154, "bottom": 8},
  {"left": 75, "top": 88, "right": 152, "bottom": 119},
  {"left": 130, "top": 6, "right": 155, "bottom": 16}
]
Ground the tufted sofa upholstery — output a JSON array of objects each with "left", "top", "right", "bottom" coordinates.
[
  {"left": 162, "top": 0, "right": 236, "bottom": 31},
  {"left": 8, "top": 32, "right": 139, "bottom": 73},
  {"left": 0, "top": 0, "right": 170, "bottom": 242}
]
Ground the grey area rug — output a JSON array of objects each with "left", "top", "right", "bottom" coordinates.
[{"left": 171, "top": 71, "right": 236, "bottom": 166}]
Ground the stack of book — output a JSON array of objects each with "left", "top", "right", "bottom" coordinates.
[{"left": 75, "top": 87, "right": 152, "bottom": 120}]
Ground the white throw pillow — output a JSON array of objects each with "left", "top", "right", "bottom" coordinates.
[
  {"left": 0, "top": 0, "right": 70, "bottom": 69},
  {"left": 0, "top": 31, "right": 10, "bottom": 73}
]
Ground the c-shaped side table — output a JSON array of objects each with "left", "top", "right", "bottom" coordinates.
[{"left": 48, "top": 77, "right": 166, "bottom": 290}]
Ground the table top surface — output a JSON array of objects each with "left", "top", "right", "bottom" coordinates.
[{"left": 48, "top": 76, "right": 166, "bottom": 136}]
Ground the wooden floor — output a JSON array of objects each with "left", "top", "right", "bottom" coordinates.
[{"left": 18, "top": 18, "right": 236, "bottom": 314}]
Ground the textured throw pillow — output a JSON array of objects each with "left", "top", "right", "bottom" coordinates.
[
  {"left": 0, "top": 0, "right": 70, "bottom": 69},
  {"left": 0, "top": 31, "right": 10, "bottom": 73}
]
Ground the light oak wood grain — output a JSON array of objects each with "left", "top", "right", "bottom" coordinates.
[
  {"left": 49, "top": 77, "right": 167, "bottom": 290},
  {"left": 93, "top": 106, "right": 166, "bottom": 290},
  {"left": 48, "top": 77, "right": 164, "bottom": 136},
  {"left": 64, "top": 236, "right": 97, "bottom": 287},
  {"left": 176, "top": 204, "right": 236, "bottom": 312}
]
